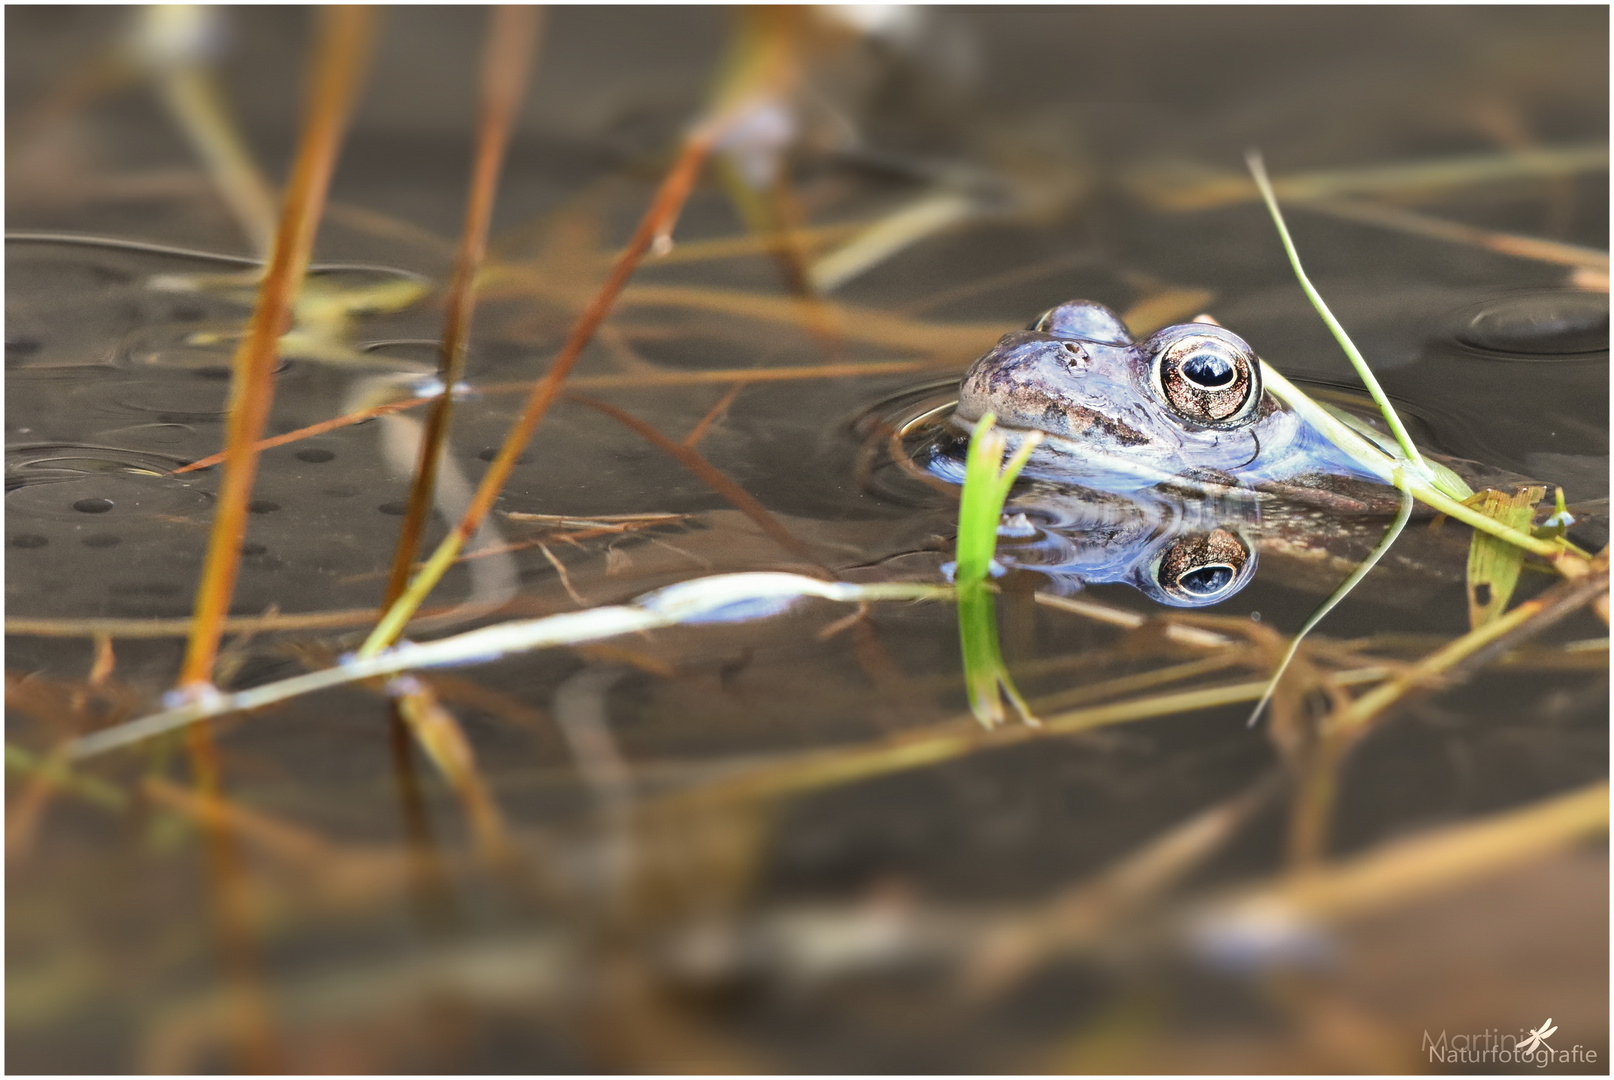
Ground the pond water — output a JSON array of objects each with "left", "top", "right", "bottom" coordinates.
[{"left": 7, "top": 7, "right": 1608, "bottom": 1072}]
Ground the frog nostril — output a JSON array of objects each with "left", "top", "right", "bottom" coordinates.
[{"left": 1059, "top": 341, "right": 1089, "bottom": 366}]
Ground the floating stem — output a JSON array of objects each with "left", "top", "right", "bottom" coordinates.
[{"left": 71, "top": 573, "right": 952, "bottom": 760}]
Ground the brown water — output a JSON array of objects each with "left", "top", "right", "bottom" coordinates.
[{"left": 7, "top": 8, "right": 1608, "bottom": 1072}]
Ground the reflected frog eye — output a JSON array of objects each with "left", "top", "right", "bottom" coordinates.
[
  {"left": 1177, "top": 563, "right": 1234, "bottom": 595},
  {"left": 1147, "top": 327, "right": 1261, "bottom": 427},
  {"left": 1150, "top": 527, "right": 1252, "bottom": 605}
]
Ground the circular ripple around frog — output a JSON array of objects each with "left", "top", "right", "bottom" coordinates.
[{"left": 850, "top": 379, "right": 964, "bottom": 508}]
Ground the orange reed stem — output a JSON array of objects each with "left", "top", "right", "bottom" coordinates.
[
  {"left": 177, "top": 7, "right": 375, "bottom": 690},
  {"left": 360, "top": 123, "right": 721, "bottom": 654}
]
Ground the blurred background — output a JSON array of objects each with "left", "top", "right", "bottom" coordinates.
[{"left": 6, "top": 6, "right": 1608, "bottom": 1073}]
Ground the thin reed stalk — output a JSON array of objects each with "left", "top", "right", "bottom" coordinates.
[
  {"left": 566, "top": 394, "right": 825, "bottom": 570},
  {"left": 164, "top": 12, "right": 376, "bottom": 1069},
  {"left": 177, "top": 7, "right": 375, "bottom": 692},
  {"left": 357, "top": 124, "right": 723, "bottom": 657},
  {"left": 382, "top": 7, "right": 541, "bottom": 608}
]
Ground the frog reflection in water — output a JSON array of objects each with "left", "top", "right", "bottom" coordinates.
[
  {"left": 933, "top": 299, "right": 1430, "bottom": 607},
  {"left": 983, "top": 483, "right": 1265, "bottom": 607}
]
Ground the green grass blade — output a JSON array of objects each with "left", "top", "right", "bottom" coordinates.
[
  {"left": 955, "top": 415, "right": 1008, "bottom": 585},
  {"left": 1319, "top": 403, "right": 1474, "bottom": 499},
  {"left": 954, "top": 412, "right": 1041, "bottom": 727},
  {"left": 1248, "top": 482, "right": 1415, "bottom": 726},
  {"left": 1246, "top": 164, "right": 1585, "bottom": 569},
  {"left": 1245, "top": 150, "right": 1431, "bottom": 479},
  {"left": 6, "top": 743, "right": 129, "bottom": 810},
  {"left": 1260, "top": 363, "right": 1571, "bottom": 559}
]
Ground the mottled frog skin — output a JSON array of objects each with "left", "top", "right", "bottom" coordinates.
[{"left": 954, "top": 299, "right": 1385, "bottom": 496}]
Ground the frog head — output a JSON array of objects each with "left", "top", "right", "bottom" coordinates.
[{"left": 955, "top": 300, "right": 1287, "bottom": 486}]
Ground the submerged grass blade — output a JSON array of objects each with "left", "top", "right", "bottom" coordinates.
[
  {"left": 1245, "top": 150, "right": 1428, "bottom": 476},
  {"left": 390, "top": 676, "right": 509, "bottom": 863},
  {"left": 1247, "top": 484, "right": 1414, "bottom": 726},
  {"left": 1467, "top": 486, "right": 1546, "bottom": 628},
  {"left": 5, "top": 742, "right": 127, "bottom": 811}
]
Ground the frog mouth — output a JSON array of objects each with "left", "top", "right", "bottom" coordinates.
[{"left": 1056, "top": 403, "right": 1150, "bottom": 447}]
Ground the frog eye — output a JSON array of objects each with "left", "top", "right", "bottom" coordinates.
[
  {"left": 1149, "top": 527, "right": 1253, "bottom": 606},
  {"left": 1147, "top": 326, "right": 1261, "bottom": 427}
]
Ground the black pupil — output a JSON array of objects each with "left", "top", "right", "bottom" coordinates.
[
  {"left": 1177, "top": 564, "right": 1234, "bottom": 595},
  {"left": 1181, "top": 350, "right": 1235, "bottom": 387}
]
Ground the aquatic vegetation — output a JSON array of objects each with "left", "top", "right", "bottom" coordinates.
[
  {"left": 1241, "top": 150, "right": 1599, "bottom": 727},
  {"left": 952, "top": 412, "right": 1040, "bottom": 727},
  {"left": 5, "top": 8, "right": 1606, "bottom": 1073}
]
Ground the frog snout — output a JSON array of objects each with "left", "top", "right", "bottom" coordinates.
[{"left": 956, "top": 332, "right": 1168, "bottom": 451}]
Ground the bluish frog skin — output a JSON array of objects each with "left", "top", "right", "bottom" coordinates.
[{"left": 953, "top": 299, "right": 1383, "bottom": 494}]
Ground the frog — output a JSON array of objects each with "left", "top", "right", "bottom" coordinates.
[
  {"left": 921, "top": 298, "right": 1561, "bottom": 606},
  {"left": 951, "top": 298, "right": 1408, "bottom": 512}
]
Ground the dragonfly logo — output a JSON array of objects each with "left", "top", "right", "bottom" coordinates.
[{"left": 1519, "top": 1019, "right": 1558, "bottom": 1055}]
